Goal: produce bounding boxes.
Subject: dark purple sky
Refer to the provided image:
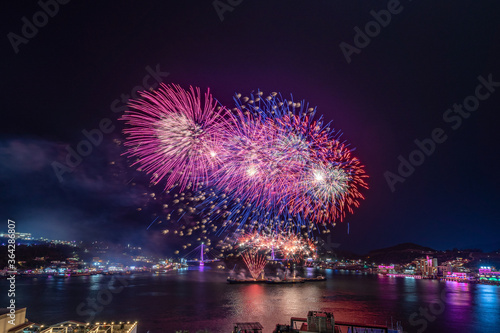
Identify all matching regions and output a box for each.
[1,0,500,254]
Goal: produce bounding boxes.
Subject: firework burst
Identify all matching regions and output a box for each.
[241,251,267,279]
[121,83,230,191]
[121,85,368,244]
[237,230,317,260]
[201,90,368,229]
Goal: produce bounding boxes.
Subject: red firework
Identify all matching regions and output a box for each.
[241,251,267,279]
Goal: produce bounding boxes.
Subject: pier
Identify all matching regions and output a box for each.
[234,311,403,333]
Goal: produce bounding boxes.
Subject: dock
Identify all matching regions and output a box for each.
[233,310,403,333]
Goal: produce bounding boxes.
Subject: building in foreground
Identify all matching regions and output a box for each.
[0,308,28,333]
[0,308,137,333]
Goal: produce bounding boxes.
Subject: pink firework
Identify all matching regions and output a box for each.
[210,114,296,209]
[207,92,368,225]
[121,84,231,191]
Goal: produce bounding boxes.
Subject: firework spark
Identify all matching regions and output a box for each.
[122,85,368,243]
[241,251,267,279]
[121,83,230,191]
[237,231,317,260]
[201,90,368,229]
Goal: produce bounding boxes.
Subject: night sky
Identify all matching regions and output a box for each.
[2,1,500,254]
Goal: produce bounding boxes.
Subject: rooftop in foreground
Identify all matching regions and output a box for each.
[0,308,138,333]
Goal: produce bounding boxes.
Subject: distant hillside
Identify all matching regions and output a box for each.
[365,243,436,265]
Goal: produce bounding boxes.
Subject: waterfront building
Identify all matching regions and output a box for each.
[377,265,396,274]
[443,272,472,282]
[478,266,500,283]
[415,256,437,277]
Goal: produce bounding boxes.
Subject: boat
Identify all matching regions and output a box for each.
[302,275,326,282]
[227,277,267,284]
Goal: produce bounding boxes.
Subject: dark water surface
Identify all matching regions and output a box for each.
[3,267,499,333]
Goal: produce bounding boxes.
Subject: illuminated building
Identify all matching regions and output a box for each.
[0,232,33,240]
[37,321,138,333]
[377,265,395,274]
[0,308,138,333]
[415,256,437,277]
[443,272,471,281]
[478,266,500,283]
[436,264,452,277]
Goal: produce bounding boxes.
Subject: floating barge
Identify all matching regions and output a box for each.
[227,277,267,284]
[266,277,304,284]
[228,275,326,284]
[233,310,403,333]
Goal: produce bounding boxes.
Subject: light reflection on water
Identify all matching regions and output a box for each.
[3,267,500,333]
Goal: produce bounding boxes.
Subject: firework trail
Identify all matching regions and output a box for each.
[241,251,267,279]
[121,83,231,191]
